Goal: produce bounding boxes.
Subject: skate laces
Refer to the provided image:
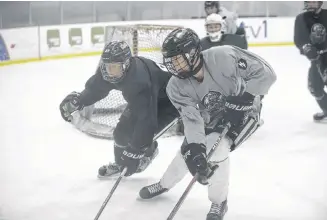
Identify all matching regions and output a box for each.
[147,183,163,194]
[108,163,119,169]
[209,200,227,215]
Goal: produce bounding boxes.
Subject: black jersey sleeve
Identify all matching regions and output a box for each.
[79,67,115,106]
[294,13,311,53]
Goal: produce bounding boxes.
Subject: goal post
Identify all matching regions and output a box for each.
[70,24,181,139]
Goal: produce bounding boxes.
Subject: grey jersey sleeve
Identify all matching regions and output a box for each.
[166,78,206,145]
[219,7,238,35]
[204,46,277,96]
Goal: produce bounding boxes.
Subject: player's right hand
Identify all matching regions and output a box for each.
[59,91,83,122]
[181,143,216,185]
[302,44,319,60]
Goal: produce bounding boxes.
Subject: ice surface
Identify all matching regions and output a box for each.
[1,47,327,220]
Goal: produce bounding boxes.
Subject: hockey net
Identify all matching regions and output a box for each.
[71,24,181,139]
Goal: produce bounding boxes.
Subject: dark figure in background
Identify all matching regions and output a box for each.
[294,1,327,121]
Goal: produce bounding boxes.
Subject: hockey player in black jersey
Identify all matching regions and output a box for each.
[59,41,179,177]
[200,13,248,51]
[294,1,327,121]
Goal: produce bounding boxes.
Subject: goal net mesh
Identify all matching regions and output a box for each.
[71,24,180,139]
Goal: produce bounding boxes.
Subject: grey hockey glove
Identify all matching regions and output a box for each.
[181,143,218,185]
[302,44,319,60]
[224,92,254,127]
[59,91,83,122]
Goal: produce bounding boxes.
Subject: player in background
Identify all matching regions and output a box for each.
[59,41,179,178]
[294,1,327,121]
[139,28,276,220]
[204,1,246,36]
[200,13,248,51]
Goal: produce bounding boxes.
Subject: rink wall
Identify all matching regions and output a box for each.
[0,17,296,66]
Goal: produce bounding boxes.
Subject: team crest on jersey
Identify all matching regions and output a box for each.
[202,91,226,114]
[237,58,247,70]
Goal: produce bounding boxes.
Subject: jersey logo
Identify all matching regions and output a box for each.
[202,91,226,114]
[237,58,247,70]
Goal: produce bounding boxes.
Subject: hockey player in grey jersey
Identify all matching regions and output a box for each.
[138,28,276,220]
[201,13,248,51]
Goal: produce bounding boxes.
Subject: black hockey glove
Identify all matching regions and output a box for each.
[181,143,217,185]
[114,143,145,176]
[302,44,319,60]
[114,141,158,177]
[59,91,83,122]
[224,92,254,127]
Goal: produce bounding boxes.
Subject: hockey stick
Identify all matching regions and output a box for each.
[93,117,180,220]
[166,123,231,220]
[94,167,128,220]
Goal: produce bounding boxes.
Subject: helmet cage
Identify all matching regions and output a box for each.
[100,41,131,83]
[100,59,130,83]
[163,45,202,79]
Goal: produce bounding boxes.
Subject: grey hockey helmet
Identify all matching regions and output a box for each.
[205,13,225,42]
[161,28,203,79]
[100,41,132,83]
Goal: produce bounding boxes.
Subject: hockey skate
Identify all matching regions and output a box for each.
[206,200,228,220]
[313,112,327,122]
[97,144,159,179]
[98,163,121,178]
[139,182,168,199]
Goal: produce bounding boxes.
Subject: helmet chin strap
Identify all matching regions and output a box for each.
[187,54,204,78]
[209,32,222,42]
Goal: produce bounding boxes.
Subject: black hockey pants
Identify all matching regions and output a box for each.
[113,98,179,147]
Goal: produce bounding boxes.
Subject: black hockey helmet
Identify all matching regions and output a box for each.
[161,28,203,79]
[204,1,220,15]
[100,40,132,83]
[310,23,326,45]
[304,1,323,13]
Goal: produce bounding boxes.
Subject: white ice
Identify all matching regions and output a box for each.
[1,47,327,220]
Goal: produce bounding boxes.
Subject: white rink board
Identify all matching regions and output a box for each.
[0,17,296,62]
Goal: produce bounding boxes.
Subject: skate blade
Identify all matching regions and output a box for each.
[314,118,327,123]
